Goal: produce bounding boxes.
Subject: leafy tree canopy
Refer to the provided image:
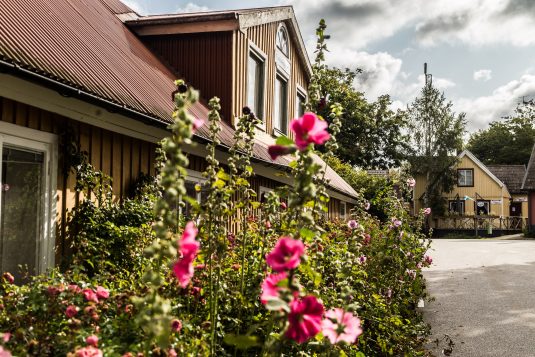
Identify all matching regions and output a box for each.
[316,67,410,169]
[467,102,535,166]
[407,81,466,215]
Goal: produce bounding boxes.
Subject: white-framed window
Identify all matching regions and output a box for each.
[276,25,289,57]
[457,169,474,187]
[296,87,307,118]
[247,45,266,125]
[340,202,347,219]
[475,200,490,216]
[182,169,207,220]
[273,74,288,135]
[0,121,57,280]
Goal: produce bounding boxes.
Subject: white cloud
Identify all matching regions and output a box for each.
[121,0,146,14]
[473,69,492,82]
[455,74,535,131]
[176,3,210,13]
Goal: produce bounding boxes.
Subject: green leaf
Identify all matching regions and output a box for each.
[217,169,230,181]
[213,179,226,189]
[223,334,260,350]
[275,135,294,146]
[251,201,261,209]
[245,165,253,174]
[265,297,289,312]
[299,228,315,240]
[288,160,298,168]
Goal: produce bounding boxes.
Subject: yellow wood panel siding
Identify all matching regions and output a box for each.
[414,155,512,216]
[0,97,157,264]
[233,21,309,133]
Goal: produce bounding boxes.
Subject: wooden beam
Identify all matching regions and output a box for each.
[132,19,238,36]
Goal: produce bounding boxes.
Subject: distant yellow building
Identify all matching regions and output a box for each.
[414,150,527,234]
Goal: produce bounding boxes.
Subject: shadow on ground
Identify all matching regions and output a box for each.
[423,261,535,356]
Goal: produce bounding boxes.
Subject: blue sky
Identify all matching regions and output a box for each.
[124,0,535,132]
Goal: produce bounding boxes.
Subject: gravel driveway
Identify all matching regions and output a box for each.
[422,238,535,357]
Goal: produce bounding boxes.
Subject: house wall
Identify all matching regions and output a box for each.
[0,96,348,264]
[529,192,535,231]
[233,21,309,134]
[0,97,157,264]
[142,32,234,123]
[414,155,511,217]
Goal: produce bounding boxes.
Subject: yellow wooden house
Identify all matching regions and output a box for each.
[414,150,527,234]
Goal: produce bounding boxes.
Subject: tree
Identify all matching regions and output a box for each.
[407,79,465,215]
[315,67,411,169]
[467,101,535,166]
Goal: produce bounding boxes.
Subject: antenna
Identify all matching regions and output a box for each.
[424,62,432,86]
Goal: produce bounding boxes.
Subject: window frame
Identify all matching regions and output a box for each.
[457,168,474,187]
[0,121,57,274]
[448,200,465,215]
[276,24,289,57]
[474,200,491,216]
[247,42,267,130]
[273,74,289,136]
[340,201,347,219]
[296,86,307,118]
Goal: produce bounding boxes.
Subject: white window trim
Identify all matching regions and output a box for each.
[340,201,347,219]
[0,121,58,274]
[247,41,268,131]
[296,85,307,118]
[185,169,206,203]
[273,72,289,137]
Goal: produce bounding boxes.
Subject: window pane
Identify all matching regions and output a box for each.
[247,56,258,115]
[274,76,288,134]
[296,93,306,118]
[1,146,44,280]
[247,54,264,120]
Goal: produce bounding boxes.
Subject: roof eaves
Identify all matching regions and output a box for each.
[522,143,535,190]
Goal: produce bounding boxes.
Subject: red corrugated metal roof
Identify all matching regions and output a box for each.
[0,0,358,199]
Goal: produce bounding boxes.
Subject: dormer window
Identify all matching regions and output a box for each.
[276,26,289,57]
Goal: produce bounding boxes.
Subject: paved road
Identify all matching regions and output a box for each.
[422,238,535,357]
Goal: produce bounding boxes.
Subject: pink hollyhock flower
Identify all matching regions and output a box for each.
[168,349,178,357]
[86,335,98,347]
[364,202,370,211]
[407,178,416,188]
[362,233,371,245]
[265,220,272,229]
[193,117,204,131]
[347,220,359,230]
[260,272,287,304]
[392,218,402,228]
[66,305,79,318]
[290,112,330,150]
[423,207,431,215]
[280,202,287,210]
[83,289,99,303]
[268,145,296,160]
[1,332,10,343]
[416,262,422,269]
[358,255,367,264]
[75,346,103,357]
[171,319,182,332]
[285,296,324,343]
[47,286,63,296]
[0,346,11,357]
[68,284,82,294]
[173,222,200,288]
[266,237,305,272]
[95,286,109,299]
[2,273,14,284]
[424,255,433,265]
[322,308,363,344]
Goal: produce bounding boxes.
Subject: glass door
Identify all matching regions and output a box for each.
[0,145,46,281]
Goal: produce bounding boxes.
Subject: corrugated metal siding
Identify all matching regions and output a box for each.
[142,32,234,123]
[0,97,156,264]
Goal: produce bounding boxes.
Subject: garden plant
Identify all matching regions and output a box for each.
[0,21,433,356]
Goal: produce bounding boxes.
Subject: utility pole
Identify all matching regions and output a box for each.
[423,63,433,209]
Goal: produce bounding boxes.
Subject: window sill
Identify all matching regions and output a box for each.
[272,128,288,138]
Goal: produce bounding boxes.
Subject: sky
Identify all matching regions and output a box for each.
[123,0,535,133]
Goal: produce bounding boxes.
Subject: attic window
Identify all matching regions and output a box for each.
[276,26,289,57]
[458,169,474,187]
